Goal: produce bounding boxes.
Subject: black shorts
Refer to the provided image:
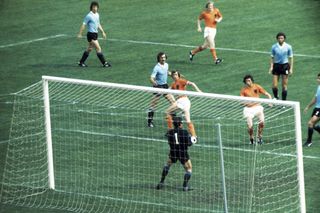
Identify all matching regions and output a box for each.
[311,108,320,117]
[87,32,98,42]
[272,63,290,75]
[169,151,189,165]
[153,84,169,96]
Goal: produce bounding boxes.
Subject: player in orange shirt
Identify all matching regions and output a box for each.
[166,71,202,143]
[189,1,223,64]
[240,75,272,144]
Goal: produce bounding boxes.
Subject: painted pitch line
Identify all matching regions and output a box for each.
[54,189,215,213]
[55,128,320,160]
[107,38,320,59]
[1,34,319,58]
[0,34,67,49]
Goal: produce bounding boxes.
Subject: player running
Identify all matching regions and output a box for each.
[269,32,293,100]
[156,116,194,191]
[240,75,272,145]
[77,1,111,67]
[303,73,320,147]
[189,1,223,64]
[166,71,202,143]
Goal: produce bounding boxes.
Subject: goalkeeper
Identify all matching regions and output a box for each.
[156,116,193,192]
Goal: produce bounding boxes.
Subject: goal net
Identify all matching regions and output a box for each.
[0,76,305,213]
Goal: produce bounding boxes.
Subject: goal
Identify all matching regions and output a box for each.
[0,76,305,213]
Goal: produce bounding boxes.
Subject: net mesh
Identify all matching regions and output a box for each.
[0,78,302,212]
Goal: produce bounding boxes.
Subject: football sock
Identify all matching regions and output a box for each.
[210,48,217,60]
[248,127,254,139]
[307,127,313,142]
[282,90,287,100]
[97,52,106,65]
[183,171,192,187]
[80,51,90,63]
[187,122,196,137]
[147,110,154,124]
[314,125,320,133]
[160,165,170,183]
[258,122,264,138]
[272,88,279,99]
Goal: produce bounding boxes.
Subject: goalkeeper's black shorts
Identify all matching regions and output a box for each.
[169,151,189,165]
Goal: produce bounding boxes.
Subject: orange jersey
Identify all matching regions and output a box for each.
[171,78,188,91]
[171,78,189,98]
[240,83,267,98]
[199,8,222,28]
[240,83,267,107]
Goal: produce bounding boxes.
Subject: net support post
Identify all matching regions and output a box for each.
[42,78,55,190]
[293,102,306,213]
[216,123,228,213]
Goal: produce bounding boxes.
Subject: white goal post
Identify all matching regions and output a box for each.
[1,75,306,213]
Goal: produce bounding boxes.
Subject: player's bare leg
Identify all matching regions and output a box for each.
[247,117,254,144]
[166,103,178,129]
[189,42,208,61]
[257,122,264,144]
[183,109,197,143]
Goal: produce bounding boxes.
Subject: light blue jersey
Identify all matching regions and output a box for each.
[315,85,320,108]
[271,42,293,64]
[83,11,100,33]
[150,63,169,85]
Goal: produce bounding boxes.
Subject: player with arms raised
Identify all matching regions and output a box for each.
[166,71,202,143]
[189,1,223,64]
[240,75,272,144]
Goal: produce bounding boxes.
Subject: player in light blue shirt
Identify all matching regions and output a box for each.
[304,73,320,147]
[269,32,293,100]
[147,52,175,127]
[77,1,111,68]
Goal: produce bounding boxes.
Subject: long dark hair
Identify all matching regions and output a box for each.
[90,1,99,11]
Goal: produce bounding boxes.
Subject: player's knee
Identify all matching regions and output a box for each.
[199,45,206,51]
[259,122,264,129]
[185,171,192,179]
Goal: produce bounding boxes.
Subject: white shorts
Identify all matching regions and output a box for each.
[176,97,190,111]
[204,27,217,39]
[203,27,217,48]
[243,105,264,122]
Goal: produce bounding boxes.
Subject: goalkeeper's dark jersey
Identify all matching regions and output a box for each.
[167,128,191,164]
